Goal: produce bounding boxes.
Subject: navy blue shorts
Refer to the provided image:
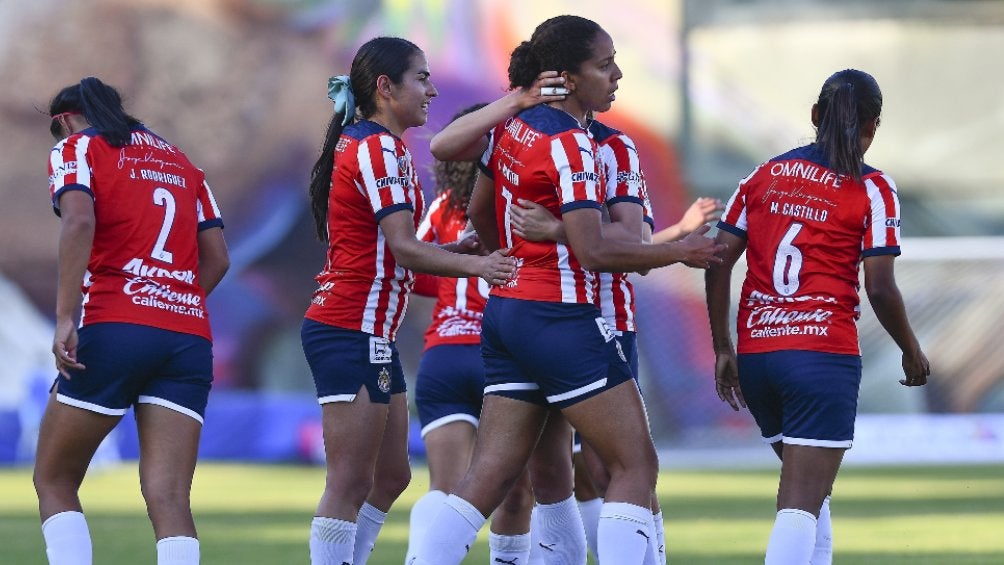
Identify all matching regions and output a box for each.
[415,344,484,438]
[53,322,213,423]
[481,297,634,408]
[614,330,639,379]
[301,319,406,405]
[738,350,862,448]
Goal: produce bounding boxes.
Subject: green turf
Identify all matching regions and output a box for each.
[3,463,1003,564]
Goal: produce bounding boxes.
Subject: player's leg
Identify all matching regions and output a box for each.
[562,379,658,565]
[355,391,411,564]
[135,403,202,564]
[527,409,586,565]
[410,394,548,565]
[34,392,121,565]
[572,444,602,560]
[766,444,844,565]
[490,469,534,564]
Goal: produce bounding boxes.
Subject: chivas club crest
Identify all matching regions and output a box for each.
[377,367,391,393]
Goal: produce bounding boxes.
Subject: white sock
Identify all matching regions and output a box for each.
[489,532,531,564]
[653,510,667,564]
[765,509,817,565]
[405,490,447,564]
[811,497,833,565]
[598,501,654,565]
[641,510,665,565]
[42,511,92,565]
[411,494,486,565]
[532,496,587,564]
[577,497,603,560]
[527,505,544,565]
[156,536,200,564]
[353,502,386,564]
[309,516,356,565]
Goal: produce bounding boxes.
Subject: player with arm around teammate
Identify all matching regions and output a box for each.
[301,37,515,565]
[34,77,230,565]
[412,16,725,565]
[705,68,930,565]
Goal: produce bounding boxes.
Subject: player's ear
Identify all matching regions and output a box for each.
[810,103,820,128]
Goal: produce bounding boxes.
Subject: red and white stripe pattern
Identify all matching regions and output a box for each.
[306,121,424,341]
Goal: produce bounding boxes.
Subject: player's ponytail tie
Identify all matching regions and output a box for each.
[327,75,356,126]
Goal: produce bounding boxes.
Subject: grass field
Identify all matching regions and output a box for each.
[2,462,1002,564]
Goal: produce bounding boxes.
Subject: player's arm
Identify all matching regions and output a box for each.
[53,190,95,377]
[430,72,567,162]
[197,227,229,295]
[508,199,644,245]
[652,197,725,244]
[863,254,930,387]
[704,229,747,411]
[380,209,513,285]
[467,173,501,252]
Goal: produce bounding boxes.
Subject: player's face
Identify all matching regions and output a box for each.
[389,52,439,130]
[570,31,622,114]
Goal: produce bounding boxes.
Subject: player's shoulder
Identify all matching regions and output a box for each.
[515,104,584,137]
[587,119,625,145]
[344,120,399,145]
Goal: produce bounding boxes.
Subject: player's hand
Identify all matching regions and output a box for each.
[52,320,85,379]
[899,349,930,387]
[479,248,517,286]
[454,229,489,256]
[510,199,561,242]
[714,351,745,411]
[675,225,727,269]
[516,71,567,109]
[678,197,725,234]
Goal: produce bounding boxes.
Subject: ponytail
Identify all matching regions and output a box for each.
[308,114,348,242]
[48,77,139,147]
[814,69,883,181]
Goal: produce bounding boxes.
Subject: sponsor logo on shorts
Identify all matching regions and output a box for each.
[377,367,391,393]
[369,336,392,364]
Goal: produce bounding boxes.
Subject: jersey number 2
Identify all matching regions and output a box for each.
[151,187,176,264]
[772,223,803,296]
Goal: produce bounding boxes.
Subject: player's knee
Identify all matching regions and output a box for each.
[375,464,411,500]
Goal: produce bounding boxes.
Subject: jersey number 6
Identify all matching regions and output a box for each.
[772,223,803,296]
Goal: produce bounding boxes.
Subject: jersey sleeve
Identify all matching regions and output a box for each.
[600,133,645,208]
[550,130,603,214]
[417,193,446,243]
[478,126,499,178]
[48,135,95,216]
[196,175,224,231]
[357,134,416,222]
[717,165,761,238]
[862,172,902,257]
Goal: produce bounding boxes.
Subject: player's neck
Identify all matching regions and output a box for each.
[548,101,589,129]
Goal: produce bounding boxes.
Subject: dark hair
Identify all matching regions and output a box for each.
[434,103,489,216]
[507,15,603,89]
[814,69,883,181]
[309,36,423,242]
[48,77,140,147]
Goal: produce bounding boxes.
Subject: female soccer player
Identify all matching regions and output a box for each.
[35,77,230,565]
[705,68,930,564]
[301,37,515,565]
[411,16,724,565]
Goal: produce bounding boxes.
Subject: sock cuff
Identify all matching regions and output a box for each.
[311,516,357,543]
[777,508,818,527]
[41,511,87,533]
[445,494,487,530]
[488,532,531,552]
[537,495,576,510]
[358,502,387,524]
[600,501,651,525]
[156,536,200,560]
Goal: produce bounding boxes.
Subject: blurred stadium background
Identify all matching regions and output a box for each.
[1,0,1002,468]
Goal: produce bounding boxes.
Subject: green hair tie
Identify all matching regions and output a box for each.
[327,75,356,126]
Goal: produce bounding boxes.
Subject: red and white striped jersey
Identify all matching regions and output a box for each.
[590,120,656,333]
[415,192,488,350]
[718,144,902,355]
[481,104,604,304]
[305,120,425,341]
[47,126,224,340]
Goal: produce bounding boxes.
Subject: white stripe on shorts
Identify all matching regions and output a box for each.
[56,394,127,417]
[783,436,853,449]
[420,414,479,438]
[137,395,204,424]
[546,378,608,404]
[318,394,357,405]
[483,382,540,395]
